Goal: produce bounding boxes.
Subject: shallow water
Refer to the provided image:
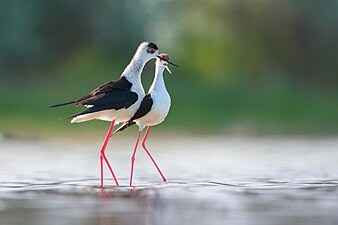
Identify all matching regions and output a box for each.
[1,136,338,225]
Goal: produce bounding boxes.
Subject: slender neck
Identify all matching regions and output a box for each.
[121,52,148,81]
[149,65,166,91]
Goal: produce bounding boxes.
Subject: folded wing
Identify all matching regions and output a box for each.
[50,76,138,118]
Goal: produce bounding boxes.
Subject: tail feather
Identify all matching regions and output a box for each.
[48,100,75,108]
[114,121,136,134]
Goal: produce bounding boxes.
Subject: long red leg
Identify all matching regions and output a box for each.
[100,120,119,187]
[141,126,167,183]
[129,131,141,187]
[100,155,103,187]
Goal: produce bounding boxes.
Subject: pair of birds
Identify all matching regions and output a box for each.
[50,42,178,187]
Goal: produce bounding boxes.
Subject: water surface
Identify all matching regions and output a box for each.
[1,136,338,225]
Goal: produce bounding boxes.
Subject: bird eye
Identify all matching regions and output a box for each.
[147,49,155,54]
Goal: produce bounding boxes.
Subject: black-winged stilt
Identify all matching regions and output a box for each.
[114,53,178,186]
[49,42,159,187]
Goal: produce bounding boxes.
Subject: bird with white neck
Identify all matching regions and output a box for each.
[49,42,160,187]
[115,53,179,186]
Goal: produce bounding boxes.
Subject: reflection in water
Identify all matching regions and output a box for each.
[0,178,338,225]
[98,186,156,225]
[94,185,172,225]
[0,137,338,225]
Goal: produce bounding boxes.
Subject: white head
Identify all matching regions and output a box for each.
[156,53,173,74]
[134,42,159,62]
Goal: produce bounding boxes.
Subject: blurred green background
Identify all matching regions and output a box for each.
[1,0,338,137]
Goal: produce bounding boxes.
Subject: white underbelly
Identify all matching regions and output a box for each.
[135,96,171,129]
[135,110,168,127]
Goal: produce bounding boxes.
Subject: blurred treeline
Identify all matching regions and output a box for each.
[0,0,338,136]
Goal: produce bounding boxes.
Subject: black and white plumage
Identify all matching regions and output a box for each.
[115,53,173,133]
[49,42,159,124]
[49,42,160,187]
[114,53,177,186]
[114,94,152,133]
[51,77,138,122]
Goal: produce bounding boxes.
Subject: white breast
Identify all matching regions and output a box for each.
[135,89,171,129]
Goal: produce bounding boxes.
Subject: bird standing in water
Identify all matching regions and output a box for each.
[49,42,159,187]
[115,53,178,186]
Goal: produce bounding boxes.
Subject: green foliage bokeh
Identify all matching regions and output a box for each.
[1,0,338,136]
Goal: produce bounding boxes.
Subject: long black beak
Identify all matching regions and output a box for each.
[157,55,180,68]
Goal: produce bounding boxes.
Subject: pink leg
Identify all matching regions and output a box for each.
[100,155,103,186]
[129,131,141,186]
[100,120,119,187]
[142,126,167,183]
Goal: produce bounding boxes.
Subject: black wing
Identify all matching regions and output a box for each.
[130,94,153,120]
[49,76,138,117]
[50,76,135,107]
[114,94,153,133]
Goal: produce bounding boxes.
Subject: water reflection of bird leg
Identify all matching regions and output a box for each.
[98,188,151,225]
[98,189,113,225]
